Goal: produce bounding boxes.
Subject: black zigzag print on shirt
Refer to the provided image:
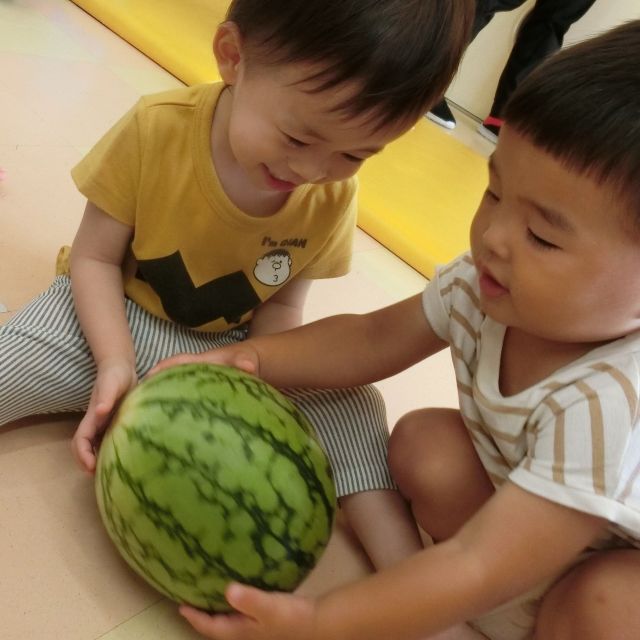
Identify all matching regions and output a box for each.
[136,251,260,327]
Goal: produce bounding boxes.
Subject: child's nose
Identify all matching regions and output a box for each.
[482,219,510,259]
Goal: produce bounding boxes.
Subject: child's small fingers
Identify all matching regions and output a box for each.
[225,583,273,620]
[71,436,97,473]
[95,401,112,416]
[95,378,124,413]
[80,450,97,474]
[180,606,249,639]
[234,357,258,375]
[148,352,250,379]
[179,606,215,631]
[147,354,198,377]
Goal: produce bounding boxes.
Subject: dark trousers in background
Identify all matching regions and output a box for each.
[474,0,598,116]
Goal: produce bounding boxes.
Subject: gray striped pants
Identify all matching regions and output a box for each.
[0,277,394,496]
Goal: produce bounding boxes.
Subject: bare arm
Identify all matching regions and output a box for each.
[70,201,134,365]
[181,482,606,640]
[248,277,312,337]
[69,201,135,470]
[314,482,606,639]
[245,293,446,388]
[154,293,448,390]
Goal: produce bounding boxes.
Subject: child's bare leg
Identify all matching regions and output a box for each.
[389,408,495,540]
[340,489,424,569]
[535,549,640,639]
[341,489,486,640]
[388,408,495,639]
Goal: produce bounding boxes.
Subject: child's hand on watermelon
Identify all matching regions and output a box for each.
[179,583,318,640]
[149,344,260,379]
[72,358,138,473]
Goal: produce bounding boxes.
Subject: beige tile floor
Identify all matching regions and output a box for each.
[0,2,493,639]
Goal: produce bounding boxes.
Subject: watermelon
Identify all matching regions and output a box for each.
[95,363,336,611]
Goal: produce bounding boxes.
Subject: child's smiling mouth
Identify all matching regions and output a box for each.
[478,269,510,298]
[262,164,299,192]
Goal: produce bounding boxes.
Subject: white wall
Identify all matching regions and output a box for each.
[447,0,640,119]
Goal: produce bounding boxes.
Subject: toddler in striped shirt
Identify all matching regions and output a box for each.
[155,20,640,640]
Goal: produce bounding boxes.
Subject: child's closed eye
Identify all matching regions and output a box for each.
[342,153,364,163]
[285,134,308,148]
[527,228,559,250]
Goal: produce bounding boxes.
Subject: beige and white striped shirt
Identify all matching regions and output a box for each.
[423,253,640,544]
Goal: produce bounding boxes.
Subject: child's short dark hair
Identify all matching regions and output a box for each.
[504,20,640,224]
[226,0,474,127]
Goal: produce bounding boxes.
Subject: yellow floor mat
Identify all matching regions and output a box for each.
[357,127,486,277]
[69,0,487,277]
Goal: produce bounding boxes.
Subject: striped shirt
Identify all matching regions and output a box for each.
[422,253,640,544]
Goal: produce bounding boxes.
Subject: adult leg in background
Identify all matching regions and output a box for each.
[426,0,526,130]
[489,0,598,118]
[473,0,529,37]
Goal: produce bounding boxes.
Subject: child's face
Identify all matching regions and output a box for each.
[221,59,413,193]
[470,125,640,344]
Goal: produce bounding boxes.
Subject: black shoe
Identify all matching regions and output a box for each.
[426,100,456,130]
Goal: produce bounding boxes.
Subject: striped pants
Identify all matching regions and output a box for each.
[0,277,395,497]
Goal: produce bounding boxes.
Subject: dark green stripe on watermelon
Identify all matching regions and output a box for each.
[95,364,336,611]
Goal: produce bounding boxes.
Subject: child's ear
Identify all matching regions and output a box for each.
[213,22,244,85]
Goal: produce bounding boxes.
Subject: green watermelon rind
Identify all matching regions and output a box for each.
[95,363,336,611]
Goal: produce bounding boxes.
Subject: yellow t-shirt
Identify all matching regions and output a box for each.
[71,83,357,332]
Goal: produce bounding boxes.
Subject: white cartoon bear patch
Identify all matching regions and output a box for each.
[253,249,292,286]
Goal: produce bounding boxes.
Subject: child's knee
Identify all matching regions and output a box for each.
[388,410,427,486]
[388,409,461,498]
[535,550,640,640]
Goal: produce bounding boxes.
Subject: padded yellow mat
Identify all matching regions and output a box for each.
[69,0,487,277]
